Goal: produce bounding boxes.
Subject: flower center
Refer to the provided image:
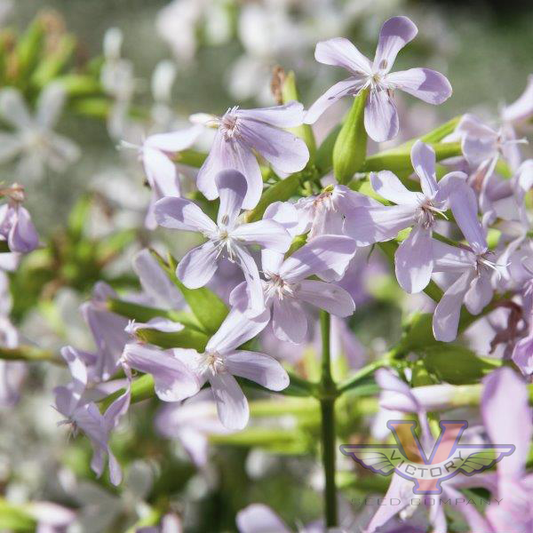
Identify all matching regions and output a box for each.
[415,198,446,229]
[264,273,295,300]
[214,228,239,261]
[219,106,240,140]
[198,351,225,376]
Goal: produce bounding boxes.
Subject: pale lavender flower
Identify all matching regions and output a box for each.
[432,191,504,341]
[456,114,526,176]
[445,369,533,533]
[295,184,376,240]
[54,348,130,485]
[196,102,309,208]
[304,16,452,142]
[126,303,288,430]
[122,126,203,229]
[231,235,356,344]
[132,249,183,309]
[28,501,76,533]
[363,369,447,533]
[0,84,80,181]
[121,344,201,403]
[155,169,292,312]
[502,74,533,126]
[0,183,39,253]
[345,140,465,293]
[79,282,131,380]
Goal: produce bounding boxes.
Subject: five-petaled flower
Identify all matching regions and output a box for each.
[304,16,452,142]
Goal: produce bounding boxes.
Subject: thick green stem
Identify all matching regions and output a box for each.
[319,311,338,527]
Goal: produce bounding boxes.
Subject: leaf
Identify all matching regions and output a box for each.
[31,34,77,87]
[153,251,229,334]
[67,195,92,241]
[0,499,37,532]
[362,142,462,173]
[107,298,204,332]
[100,374,155,411]
[0,345,62,365]
[422,345,501,385]
[281,70,316,159]
[333,88,368,184]
[315,124,341,176]
[136,326,209,351]
[245,173,301,223]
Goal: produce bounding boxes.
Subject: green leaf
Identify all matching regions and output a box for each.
[281,70,316,159]
[245,173,301,223]
[422,345,501,385]
[136,326,209,351]
[31,34,77,87]
[0,499,37,532]
[315,124,340,176]
[362,142,462,173]
[0,345,62,365]
[67,194,92,240]
[15,18,45,82]
[100,374,154,411]
[333,88,368,184]
[154,251,228,334]
[175,149,208,168]
[57,74,102,97]
[107,298,204,332]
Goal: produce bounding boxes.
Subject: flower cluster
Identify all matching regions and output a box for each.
[2,11,528,533]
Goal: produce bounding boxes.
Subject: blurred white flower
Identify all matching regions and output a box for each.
[0,83,80,182]
[101,28,137,140]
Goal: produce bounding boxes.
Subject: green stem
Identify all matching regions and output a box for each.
[337,358,390,394]
[319,311,338,527]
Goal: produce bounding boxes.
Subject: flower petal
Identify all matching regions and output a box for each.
[297,279,355,316]
[145,125,202,152]
[272,297,308,344]
[394,226,433,293]
[225,350,289,391]
[373,16,418,73]
[143,147,178,190]
[207,305,270,354]
[432,271,473,342]
[344,204,415,246]
[0,88,32,129]
[432,240,475,272]
[364,89,399,142]
[177,241,220,289]
[154,197,217,234]
[502,74,533,124]
[233,246,265,313]
[387,68,452,105]
[464,272,493,315]
[236,101,305,128]
[232,220,291,253]
[209,372,249,430]
[197,132,263,209]
[371,170,420,205]
[304,78,364,124]
[133,249,183,309]
[448,182,487,254]
[8,206,39,253]
[238,119,309,175]
[314,37,372,75]
[482,367,532,479]
[216,169,247,228]
[279,235,356,282]
[36,82,66,129]
[410,140,438,198]
[236,504,291,533]
[122,344,200,402]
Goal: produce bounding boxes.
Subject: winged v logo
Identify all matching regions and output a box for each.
[340,420,515,494]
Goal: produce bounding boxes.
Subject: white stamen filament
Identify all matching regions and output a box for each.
[219,106,241,140]
[198,351,225,376]
[264,272,296,300]
[415,198,447,229]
